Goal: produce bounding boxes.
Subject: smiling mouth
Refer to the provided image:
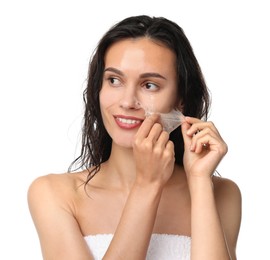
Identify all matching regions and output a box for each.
[116,117,142,125]
[114,116,143,129]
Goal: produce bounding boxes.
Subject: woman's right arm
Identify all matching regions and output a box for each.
[103,115,175,260]
[27,175,94,260]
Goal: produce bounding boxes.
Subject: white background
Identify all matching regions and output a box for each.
[1,0,269,259]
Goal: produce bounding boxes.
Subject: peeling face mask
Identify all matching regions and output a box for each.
[145,107,185,134]
[136,95,185,134]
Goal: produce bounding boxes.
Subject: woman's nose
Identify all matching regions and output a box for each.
[119,89,141,109]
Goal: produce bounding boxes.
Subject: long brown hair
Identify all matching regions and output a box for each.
[69,15,210,184]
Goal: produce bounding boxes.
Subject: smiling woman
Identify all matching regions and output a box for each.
[27,15,241,260]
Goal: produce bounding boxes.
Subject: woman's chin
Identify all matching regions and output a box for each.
[113,139,134,149]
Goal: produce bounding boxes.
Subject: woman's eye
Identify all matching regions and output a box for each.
[108,77,121,86]
[145,82,159,91]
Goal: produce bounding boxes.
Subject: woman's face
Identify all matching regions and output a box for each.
[99,37,178,148]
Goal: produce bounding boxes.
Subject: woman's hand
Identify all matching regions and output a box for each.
[181,116,228,178]
[132,114,175,187]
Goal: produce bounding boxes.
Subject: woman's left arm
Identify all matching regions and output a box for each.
[181,116,242,260]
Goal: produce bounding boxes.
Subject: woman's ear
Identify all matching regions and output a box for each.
[175,99,184,112]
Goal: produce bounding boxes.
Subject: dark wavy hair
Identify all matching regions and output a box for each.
[69,15,210,184]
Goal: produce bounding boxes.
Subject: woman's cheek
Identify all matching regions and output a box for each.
[100,88,119,109]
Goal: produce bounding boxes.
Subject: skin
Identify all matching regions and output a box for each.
[28,38,242,260]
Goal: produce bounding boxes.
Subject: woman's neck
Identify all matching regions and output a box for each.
[99,143,137,193]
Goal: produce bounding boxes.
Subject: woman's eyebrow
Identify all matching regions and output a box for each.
[140,72,167,80]
[104,67,124,76]
[104,67,166,80]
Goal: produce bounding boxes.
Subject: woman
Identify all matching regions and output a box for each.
[28,15,241,259]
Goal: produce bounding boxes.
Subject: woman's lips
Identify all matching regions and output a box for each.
[114,115,143,129]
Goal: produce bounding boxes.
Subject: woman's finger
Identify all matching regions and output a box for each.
[135,114,160,142]
[181,120,192,149]
[147,123,163,144]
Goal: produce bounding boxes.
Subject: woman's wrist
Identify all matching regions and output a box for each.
[132,180,164,197]
[187,175,214,196]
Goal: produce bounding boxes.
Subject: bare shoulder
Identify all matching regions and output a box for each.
[27,171,87,212]
[212,175,242,202]
[29,171,85,189]
[212,175,242,214]
[28,171,84,194]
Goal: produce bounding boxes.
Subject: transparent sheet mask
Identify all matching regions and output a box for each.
[135,94,185,134]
